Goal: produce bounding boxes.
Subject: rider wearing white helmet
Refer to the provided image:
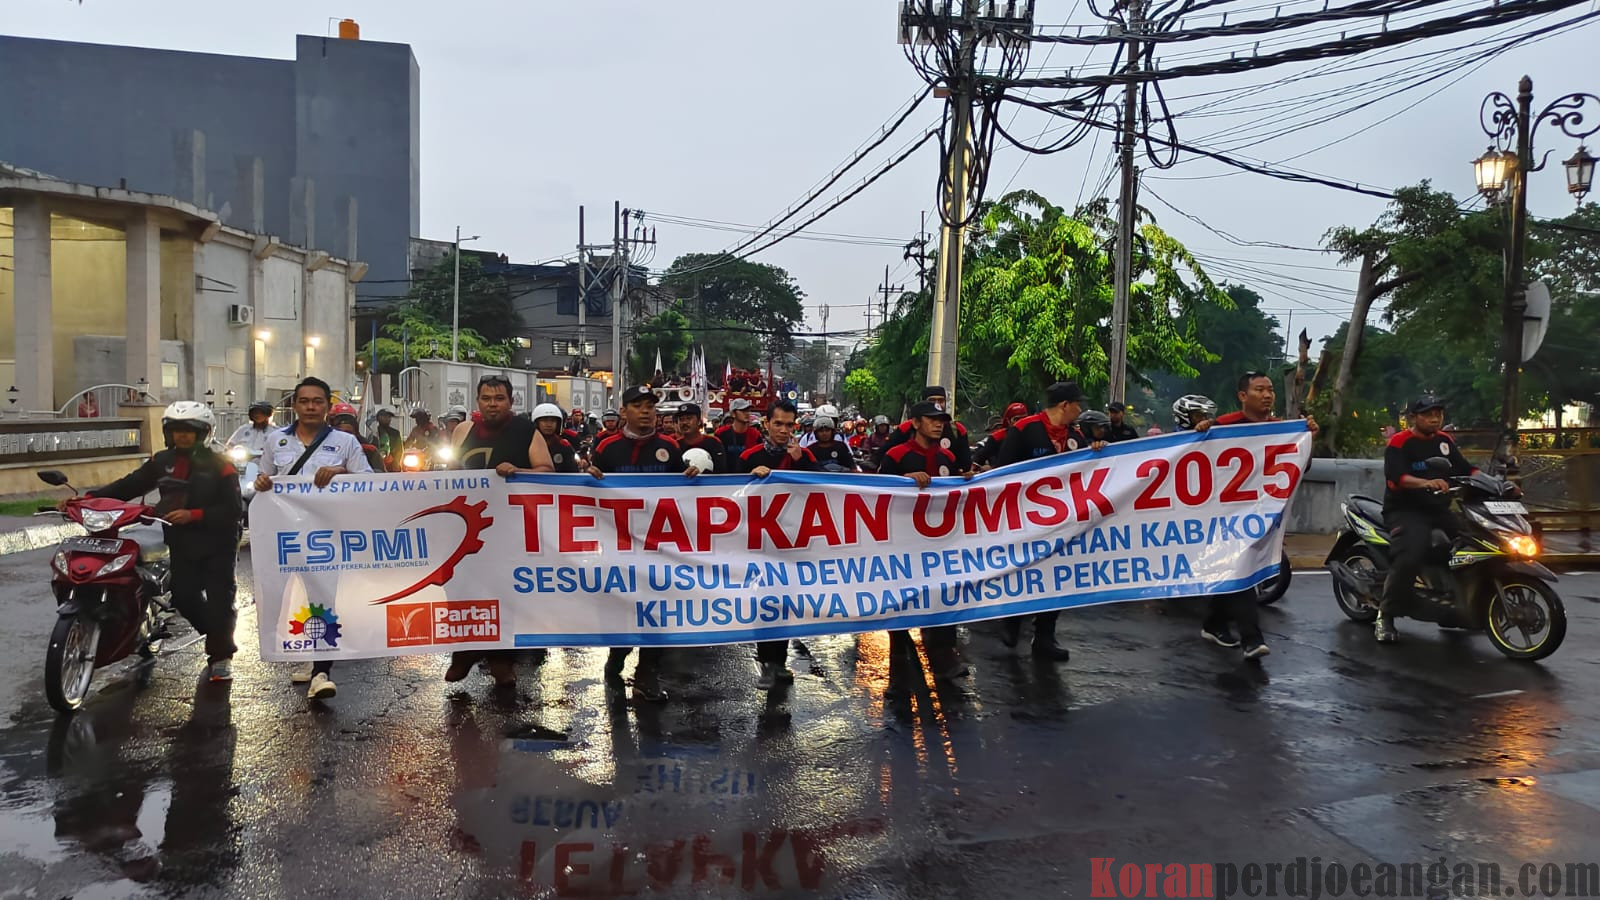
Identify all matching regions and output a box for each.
[531,403,579,473]
[82,400,243,682]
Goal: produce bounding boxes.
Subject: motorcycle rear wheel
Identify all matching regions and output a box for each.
[1486,577,1566,661]
[1332,545,1381,623]
[45,613,101,713]
[1256,550,1293,606]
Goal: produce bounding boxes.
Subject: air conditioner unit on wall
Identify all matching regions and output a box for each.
[228,304,255,326]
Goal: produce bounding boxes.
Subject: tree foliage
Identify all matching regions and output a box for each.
[357,252,522,375]
[843,368,882,412]
[359,314,511,374]
[660,254,806,358]
[628,307,693,384]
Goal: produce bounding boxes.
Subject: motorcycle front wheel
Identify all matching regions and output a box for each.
[1256,550,1293,606]
[1486,577,1566,661]
[1332,545,1382,623]
[45,613,101,713]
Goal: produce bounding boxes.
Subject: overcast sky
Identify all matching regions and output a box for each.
[8,0,1595,359]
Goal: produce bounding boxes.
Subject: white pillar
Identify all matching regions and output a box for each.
[13,199,53,412]
[125,210,162,394]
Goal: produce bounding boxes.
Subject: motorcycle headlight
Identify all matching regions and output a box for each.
[53,551,69,575]
[402,452,422,469]
[227,446,249,462]
[79,509,118,532]
[1505,534,1540,558]
[436,446,454,462]
[95,553,136,578]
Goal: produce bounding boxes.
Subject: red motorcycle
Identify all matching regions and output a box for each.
[35,470,173,713]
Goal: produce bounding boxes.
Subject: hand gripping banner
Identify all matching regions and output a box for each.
[252,421,1313,661]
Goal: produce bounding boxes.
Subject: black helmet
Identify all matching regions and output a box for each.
[248,400,274,416]
[1077,409,1111,431]
[1409,394,1446,415]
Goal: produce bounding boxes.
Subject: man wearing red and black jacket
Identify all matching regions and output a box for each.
[879,401,967,680]
[1192,372,1317,659]
[715,398,763,457]
[881,385,973,472]
[737,399,817,689]
[1375,394,1476,643]
[993,380,1103,661]
[973,401,1030,469]
[589,385,704,699]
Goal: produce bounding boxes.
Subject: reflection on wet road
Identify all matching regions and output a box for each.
[2,554,1600,897]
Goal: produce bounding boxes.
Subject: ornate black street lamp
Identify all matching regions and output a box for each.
[1471,77,1599,472]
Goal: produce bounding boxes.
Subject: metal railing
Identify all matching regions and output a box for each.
[57,384,152,419]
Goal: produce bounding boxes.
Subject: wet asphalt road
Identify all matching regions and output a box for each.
[1,545,1599,899]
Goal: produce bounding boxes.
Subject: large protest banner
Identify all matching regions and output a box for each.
[252,421,1312,661]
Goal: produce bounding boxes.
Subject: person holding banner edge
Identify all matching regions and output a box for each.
[590,385,704,700]
[993,380,1106,662]
[737,398,818,690]
[1190,371,1318,660]
[254,376,374,700]
[443,374,556,689]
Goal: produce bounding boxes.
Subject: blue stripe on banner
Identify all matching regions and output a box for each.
[503,420,1309,489]
[511,561,1281,648]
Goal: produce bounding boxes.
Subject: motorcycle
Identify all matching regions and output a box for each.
[401,443,453,472]
[225,445,261,526]
[33,470,174,712]
[1324,458,1565,661]
[1254,550,1293,606]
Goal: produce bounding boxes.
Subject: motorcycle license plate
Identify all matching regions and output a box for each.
[62,537,124,554]
[1483,501,1527,515]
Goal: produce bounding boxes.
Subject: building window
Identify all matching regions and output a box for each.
[161,363,180,390]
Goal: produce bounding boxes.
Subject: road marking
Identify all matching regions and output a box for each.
[0,522,85,556]
[1473,689,1525,699]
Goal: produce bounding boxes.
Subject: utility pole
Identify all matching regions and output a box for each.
[878,264,905,327]
[611,202,624,400]
[900,2,1034,406]
[903,211,934,295]
[1108,0,1145,406]
[818,304,829,401]
[576,206,589,375]
[449,225,481,361]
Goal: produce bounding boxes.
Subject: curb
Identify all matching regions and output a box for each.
[0,521,85,556]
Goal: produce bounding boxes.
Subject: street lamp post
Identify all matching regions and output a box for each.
[1471,76,1599,472]
[451,225,482,362]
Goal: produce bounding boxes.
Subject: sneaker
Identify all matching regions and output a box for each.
[290,663,315,684]
[443,657,474,683]
[1374,617,1398,643]
[307,672,337,700]
[1202,624,1241,648]
[1242,641,1271,660]
[208,658,233,682]
[757,662,779,690]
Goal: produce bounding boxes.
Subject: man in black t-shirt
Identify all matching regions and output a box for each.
[715,399,763,457]
[737,399,816,690]
[1377,394,1478,643]
[879,401,967,681]
[445,374,555,689]
[808,416,858,472]
[674,402,729,473]
[1105,402,1141,443]
[591,386,703,699]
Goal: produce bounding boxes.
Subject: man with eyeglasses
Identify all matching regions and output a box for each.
[444,373,555,689]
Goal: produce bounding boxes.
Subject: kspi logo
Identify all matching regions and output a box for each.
[385,599,501,647]
[284,603,342,651]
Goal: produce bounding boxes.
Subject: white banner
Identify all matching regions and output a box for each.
[252,421,1313,661]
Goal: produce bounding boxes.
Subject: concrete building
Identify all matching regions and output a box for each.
[0,27,418,303]
[0,163,361,491]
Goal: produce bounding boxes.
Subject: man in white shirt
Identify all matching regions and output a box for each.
[225,401,277,457]
[253,376,373,701]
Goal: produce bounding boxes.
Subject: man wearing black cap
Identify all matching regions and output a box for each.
[881,386,973,472]
[675,402,728,473]
[1105,402,1141,443]
[879,401,967,679]
[993,380,1102,661]
[590,385,704,697]
[737,398,818,689]
[716,398,763,456]
[1377,394,1478,643]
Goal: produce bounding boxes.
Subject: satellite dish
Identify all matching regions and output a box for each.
[1522,280,1551,362]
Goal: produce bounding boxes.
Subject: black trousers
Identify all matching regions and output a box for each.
[169,545,237,662]
[1382,508,1455,617]
[756,640,788,665]
[1202,591,1262,645]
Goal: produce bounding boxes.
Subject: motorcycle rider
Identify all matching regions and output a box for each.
[1376,395,1479,643]
[330,403,386,472]
[255,377,374,700]
[79,402,242,682]
[225,401,276,457]
[808,416,858,472]
[406,409,441,446]
[860,415,894,473]
[531,403,580,473]
[372,407,403,471]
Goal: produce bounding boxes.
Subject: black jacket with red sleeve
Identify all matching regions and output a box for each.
[881,440,958,478]
[882,418,972,471]
[737,443,818,474]
[994,413,1088,467]
[591,431,684,474]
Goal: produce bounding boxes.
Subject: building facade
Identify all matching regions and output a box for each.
[0,29,418,303]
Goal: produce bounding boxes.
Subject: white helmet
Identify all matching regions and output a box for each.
[531,403,564,422]
[816,404,840,418]
[1172,395,1217,431]
[814,416,836,432]
[683,446,715,473]
[161,401,217,443]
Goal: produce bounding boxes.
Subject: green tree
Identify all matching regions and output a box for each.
[402,252,523,344]
[785,341,833,396]
[1150,284,1283,412]
[1527,203,1600,425]
[661,254,806,358]
[843,368,882,412]
[864,287,932,416]
[358,314,511,374]
[628,307,692,383]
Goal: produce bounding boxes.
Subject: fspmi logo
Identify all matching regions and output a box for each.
[386,599,501,647]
